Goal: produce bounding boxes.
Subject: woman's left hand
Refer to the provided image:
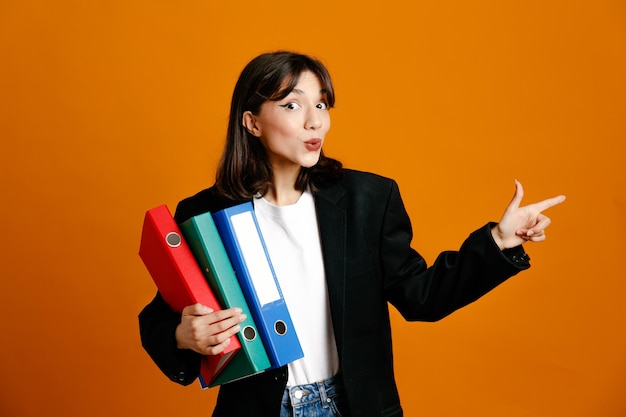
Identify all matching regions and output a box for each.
[491,180,566,250]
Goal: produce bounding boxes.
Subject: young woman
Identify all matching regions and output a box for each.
[139,51,565,417]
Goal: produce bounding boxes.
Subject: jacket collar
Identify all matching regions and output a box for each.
[313,183,347,355]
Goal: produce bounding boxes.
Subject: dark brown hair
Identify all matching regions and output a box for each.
[215,51,343,200]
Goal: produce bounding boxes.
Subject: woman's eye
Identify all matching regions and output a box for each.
[280,102,301,110]
[317,102,328,110]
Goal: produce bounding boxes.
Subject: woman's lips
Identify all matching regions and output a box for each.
[304,138,322,151]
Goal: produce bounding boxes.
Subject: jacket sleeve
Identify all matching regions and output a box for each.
[381,180,530,321]
[138,291,202,385]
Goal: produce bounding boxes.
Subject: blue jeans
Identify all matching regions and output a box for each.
[280,374,348,417]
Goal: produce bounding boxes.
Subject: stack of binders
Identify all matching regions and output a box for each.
[139,202,303,388]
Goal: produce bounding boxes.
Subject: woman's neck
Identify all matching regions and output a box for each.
[264,187,303,206]
[265,167,302,206]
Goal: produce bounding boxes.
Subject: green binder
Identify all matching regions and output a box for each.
[181,212,271,387]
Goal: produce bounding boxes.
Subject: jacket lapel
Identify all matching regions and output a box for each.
[314,184,347,356]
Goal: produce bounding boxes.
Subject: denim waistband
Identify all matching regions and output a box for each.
[283,374,345,407]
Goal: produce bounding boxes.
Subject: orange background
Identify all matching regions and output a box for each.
[1,1,625,416]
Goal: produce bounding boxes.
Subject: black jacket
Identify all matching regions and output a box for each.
[139,169,529,416]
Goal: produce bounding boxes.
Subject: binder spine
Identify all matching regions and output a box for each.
[213,203,303,368]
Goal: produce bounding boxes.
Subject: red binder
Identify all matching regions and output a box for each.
[139,205,241,387]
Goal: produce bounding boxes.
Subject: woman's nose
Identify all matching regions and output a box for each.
[305,108,322,130]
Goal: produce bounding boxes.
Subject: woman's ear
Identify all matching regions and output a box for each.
[242,111,261,137]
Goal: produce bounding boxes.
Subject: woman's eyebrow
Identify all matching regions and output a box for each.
[289,88,327,96]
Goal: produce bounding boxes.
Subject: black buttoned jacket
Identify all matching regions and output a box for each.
[139,169,528,416]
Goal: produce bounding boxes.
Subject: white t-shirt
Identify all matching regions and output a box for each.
[253,189,340,386]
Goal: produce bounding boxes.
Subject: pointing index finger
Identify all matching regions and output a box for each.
[532,194,566,213]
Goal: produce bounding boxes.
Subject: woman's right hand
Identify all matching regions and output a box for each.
[175,303,246,356]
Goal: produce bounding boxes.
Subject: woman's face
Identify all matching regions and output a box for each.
[243,71,331,173]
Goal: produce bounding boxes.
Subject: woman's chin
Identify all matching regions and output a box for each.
[300,153,322,168]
